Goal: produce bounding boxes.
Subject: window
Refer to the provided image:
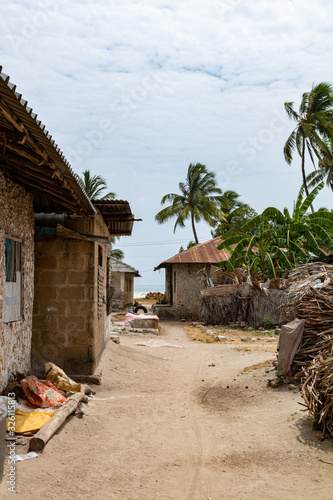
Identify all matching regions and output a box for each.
[4,237,22,323]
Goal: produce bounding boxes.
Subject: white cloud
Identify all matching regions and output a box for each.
[1,0,333,287]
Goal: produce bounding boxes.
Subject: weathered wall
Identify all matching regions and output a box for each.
[111,272,134,310]
[32,232,111,375]
[0,171,34,392]
[153,264,206,320]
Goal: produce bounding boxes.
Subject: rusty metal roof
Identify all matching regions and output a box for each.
[0,67,95,214]
[155,237,231,269]
[93,200,141,236]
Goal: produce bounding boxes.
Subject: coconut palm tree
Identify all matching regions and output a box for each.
[211,190,257,237]
[155,163,223,244]
[78,170,124,258]
[307,136,333,192]
[284,82,333,209]
[110,236,125,260]
[77,170,115,200]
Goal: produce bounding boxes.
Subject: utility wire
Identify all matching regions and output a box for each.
[120,236,212,247]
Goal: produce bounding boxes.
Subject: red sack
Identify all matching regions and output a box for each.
[21,376,67,408]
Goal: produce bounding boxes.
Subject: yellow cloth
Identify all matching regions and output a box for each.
[6,409,55,434]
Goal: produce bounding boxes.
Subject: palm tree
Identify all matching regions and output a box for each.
[78,170,124,258]
[155,163,223,244]
[110,236,125,261]
[307,136,333,192]
[77,170,115,200]
[211,190,257,237]
[284,82,333,209]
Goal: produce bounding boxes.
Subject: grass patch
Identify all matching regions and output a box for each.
[242,359,275,372]
[112,313,126,322]
[184,326,216,343]
[234,345,277,352]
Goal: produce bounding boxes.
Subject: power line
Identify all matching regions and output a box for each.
[120,236,212,247]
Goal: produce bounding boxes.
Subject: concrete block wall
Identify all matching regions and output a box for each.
[32,237,96,375]
[0,171,34,392]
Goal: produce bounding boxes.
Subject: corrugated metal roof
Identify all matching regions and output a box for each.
[110,257,141,276]
[93,200,139,236]
[155,237,231,269]
[0,67,95,214]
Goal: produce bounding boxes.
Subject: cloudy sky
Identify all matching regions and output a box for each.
[1,0,333,290]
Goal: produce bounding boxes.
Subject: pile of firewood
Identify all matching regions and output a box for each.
[280,262,333,437]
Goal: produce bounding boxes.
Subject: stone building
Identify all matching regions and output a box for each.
[153,237,231,320]
[0,68,136,390]
[110,257,141,310]
[0,68,95,391]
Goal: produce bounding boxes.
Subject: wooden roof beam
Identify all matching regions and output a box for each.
[5,170,80,212]
[0,137,45,165]
[0,127,26,144]
[0,97,85,210]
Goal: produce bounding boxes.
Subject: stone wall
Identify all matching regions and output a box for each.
[153,263,205,320]
[0,171,34,392]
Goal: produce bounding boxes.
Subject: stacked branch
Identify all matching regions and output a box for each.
[300,340,333,439]
[280,263,333,437]
[280,263,333,376]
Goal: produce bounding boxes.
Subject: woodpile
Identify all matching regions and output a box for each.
[145,292,165,301]
[280,262,333,438]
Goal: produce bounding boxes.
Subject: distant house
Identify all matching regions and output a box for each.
[110,258,141,310]
[0,68,137,390]
[153,237,231,320]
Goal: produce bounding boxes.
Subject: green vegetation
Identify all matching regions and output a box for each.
[78,170,116,200]
[78,169,124,260]
[218,182,333,278]
[211,190,257,237]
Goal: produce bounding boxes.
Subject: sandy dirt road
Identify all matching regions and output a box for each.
[1,321,333,499]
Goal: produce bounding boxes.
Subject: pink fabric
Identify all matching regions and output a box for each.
[123,313,159,325]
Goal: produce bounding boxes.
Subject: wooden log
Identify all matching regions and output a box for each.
[29,392,88,452]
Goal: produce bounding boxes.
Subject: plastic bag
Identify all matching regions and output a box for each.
[20,376,67,408]
[0,396,17,417]
[45,362,81,393]
[6,409,55,435]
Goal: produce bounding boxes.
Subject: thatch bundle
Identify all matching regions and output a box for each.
[279,262,333,438]
[300,341,333,439]
[279,263,333,375]
[201,282,288,328]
